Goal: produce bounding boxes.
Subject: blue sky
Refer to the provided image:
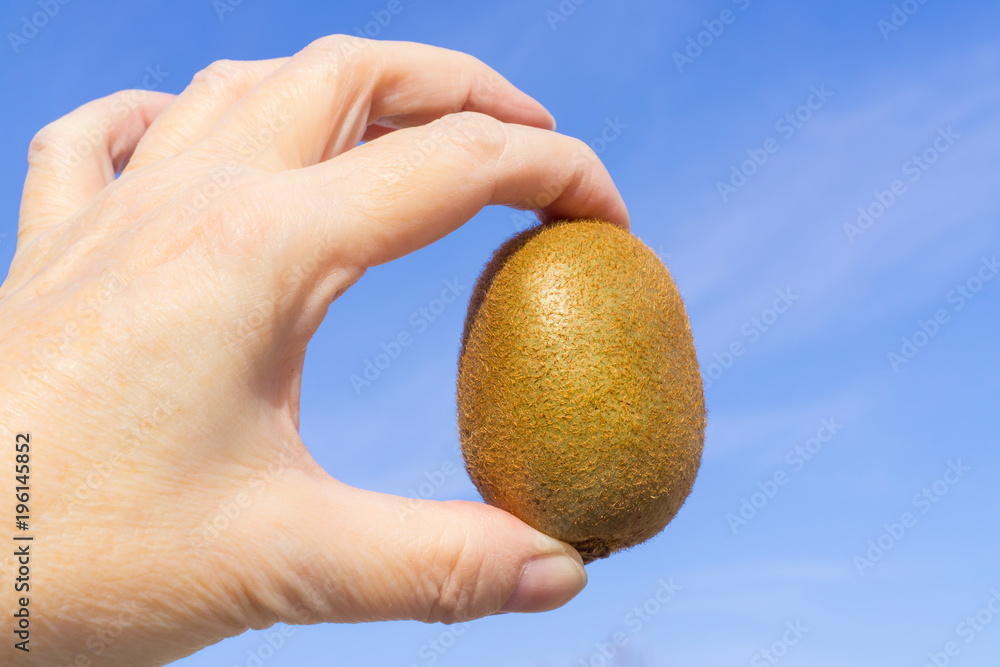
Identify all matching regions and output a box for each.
[2,0,999,665]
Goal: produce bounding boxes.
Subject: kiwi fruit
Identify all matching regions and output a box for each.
[457,219,705,563]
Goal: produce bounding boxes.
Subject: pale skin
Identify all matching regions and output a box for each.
[0,36,629,666]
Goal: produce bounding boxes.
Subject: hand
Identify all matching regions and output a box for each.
[0,35,628,666]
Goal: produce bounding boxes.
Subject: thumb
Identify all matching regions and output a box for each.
[256,470,588,625]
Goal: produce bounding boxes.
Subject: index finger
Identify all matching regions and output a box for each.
[265,112,629,270]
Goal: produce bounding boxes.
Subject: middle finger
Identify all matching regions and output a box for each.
[197,35,556,170]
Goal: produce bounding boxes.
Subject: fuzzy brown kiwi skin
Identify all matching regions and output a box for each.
[457,219,706,564]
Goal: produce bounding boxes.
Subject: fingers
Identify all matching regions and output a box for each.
[202,36,556,170]
[124,58,288,173]
[267,112,629,270]
[257,473,587,624]
[18,90,175,245]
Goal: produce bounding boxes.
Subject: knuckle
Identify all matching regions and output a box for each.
[464,61,508,105]
[304,34,377,67]
[561,136,602,187]
[423,536,488,624]
[27,90,159,168]
[568,135,600,165]
[190,59,246,90]
[26,122,71,165]
[438,112,507,167]
[28,117,84,167]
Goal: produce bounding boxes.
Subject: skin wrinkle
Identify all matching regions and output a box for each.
[422,530,468,624]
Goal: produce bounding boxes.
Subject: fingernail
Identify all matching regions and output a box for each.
[521,92,556,131]
[500,553,587,613]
